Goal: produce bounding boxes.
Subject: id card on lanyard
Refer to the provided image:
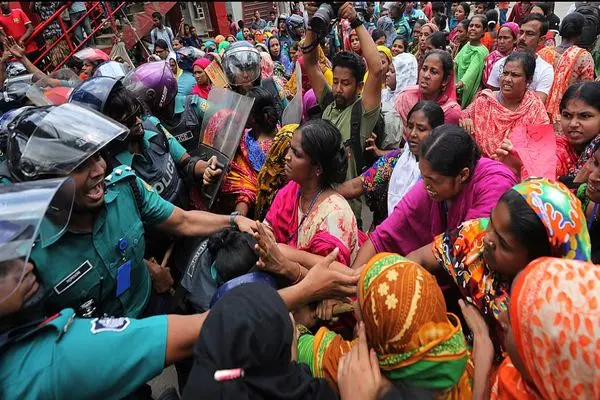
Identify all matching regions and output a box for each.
[116,238,131,296]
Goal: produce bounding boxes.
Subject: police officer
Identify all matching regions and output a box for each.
[0,178,209,399]
[222,42,289,120]
[0,179,360,399]
[123,60,210,154]
[68,76,216,210]
[1,103,255,319]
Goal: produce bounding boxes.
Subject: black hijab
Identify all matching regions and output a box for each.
[182,283,338,400]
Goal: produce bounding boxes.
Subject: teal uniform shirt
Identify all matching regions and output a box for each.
[31,167,175,318]
[0,309,167,400]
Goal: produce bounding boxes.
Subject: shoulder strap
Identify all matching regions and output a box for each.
[142,117,170,151]
[128,177,143,215]
[104,166,143,215]
[350,100,365,173]
[152,28,157,44]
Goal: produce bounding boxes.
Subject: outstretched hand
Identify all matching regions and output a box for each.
[300,248,359,301]
[338,321,381,400]
[5,36,24,59]
[254,221,288,277]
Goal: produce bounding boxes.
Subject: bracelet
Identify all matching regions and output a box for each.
[229,211,239,229]
[292,262,302,284]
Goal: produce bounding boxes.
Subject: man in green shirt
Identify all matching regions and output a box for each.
[304,2,383,224]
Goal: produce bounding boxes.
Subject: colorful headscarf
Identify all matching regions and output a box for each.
[203,40,216,52]
[568,134,600,178]
[358,253,471,398]
[255,124,297,220]
[433,178,591,328]
[215,35,225,44]
[501,22,519,39]
[513,178,591,261]
[492,257,600,400]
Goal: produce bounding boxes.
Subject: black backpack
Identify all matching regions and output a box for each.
[322,92,385,173]
[574,6,600,50]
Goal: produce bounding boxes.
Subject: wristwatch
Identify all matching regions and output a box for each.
[350,15,364,29]
[230,211,240,229]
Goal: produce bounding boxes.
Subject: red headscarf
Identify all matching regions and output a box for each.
[191,58,212,99]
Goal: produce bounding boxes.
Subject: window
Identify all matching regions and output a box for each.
[192,2,205,20]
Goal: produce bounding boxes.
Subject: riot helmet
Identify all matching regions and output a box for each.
[5,103,129,182]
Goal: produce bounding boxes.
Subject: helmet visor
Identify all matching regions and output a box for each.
[27,69,80,106]
[20,104,129,177]
[93,61,132,79]
[0,177,74,306]
[222,47,261,86]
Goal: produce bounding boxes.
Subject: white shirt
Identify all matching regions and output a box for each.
[487,55,554,95]
[150,26,174,52]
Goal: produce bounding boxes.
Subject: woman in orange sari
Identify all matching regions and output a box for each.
[461,257,600,400]
[296,254,471,399]
[460,52,549,159]
[538,13,594,127]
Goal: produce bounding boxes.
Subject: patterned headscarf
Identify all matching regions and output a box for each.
[512,178,591,261]
[358,253,471,398]
[255,124,297,220]
[568,134,600,177]
[498,257,600,399]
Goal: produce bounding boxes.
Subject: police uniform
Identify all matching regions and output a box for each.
[160,94,208,152]
[0,308,167,399]
[113,118,188,208]
[31,167,175,318]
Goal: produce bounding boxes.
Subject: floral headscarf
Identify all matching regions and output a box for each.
[492,257,600,400]
[513,178,591,261]
[358,253,471,399]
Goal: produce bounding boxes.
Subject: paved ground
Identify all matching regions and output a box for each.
[148,2,577,397]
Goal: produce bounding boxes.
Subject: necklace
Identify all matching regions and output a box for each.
[287,188,325,243]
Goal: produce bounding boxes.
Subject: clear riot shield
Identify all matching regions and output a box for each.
[192,88,254,208]
[281,61,303,126]
[19,103,129,178]
[26,69,81,106]
[92,61,132,79]
[0,177,74,311]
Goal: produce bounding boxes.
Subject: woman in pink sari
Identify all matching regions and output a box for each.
[351,124,517,269]
[395,50,461,141]
[263,119,363,266]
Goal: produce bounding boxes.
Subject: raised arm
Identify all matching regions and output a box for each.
[339,3,382,112]
[301,12,328,102]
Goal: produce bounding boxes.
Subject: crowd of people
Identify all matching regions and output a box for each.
[2,1,600,399]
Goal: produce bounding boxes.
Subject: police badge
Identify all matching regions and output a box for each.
[90,317,131,334]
